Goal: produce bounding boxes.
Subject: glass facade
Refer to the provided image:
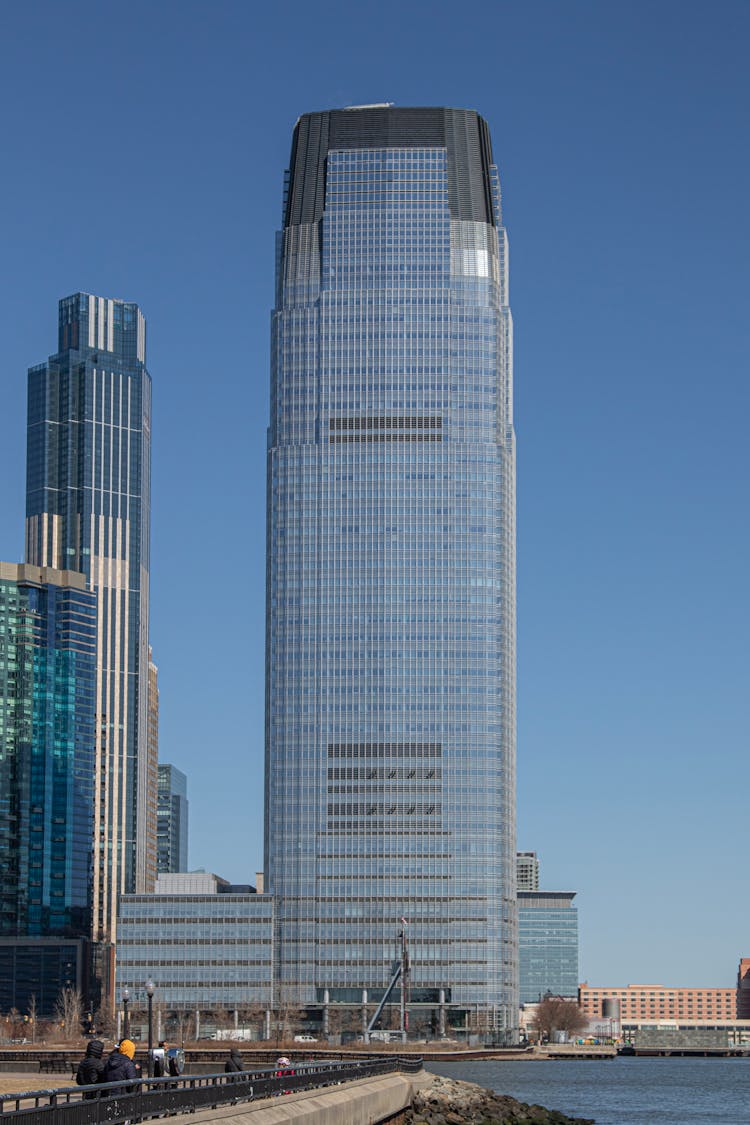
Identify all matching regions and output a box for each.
[0,937,90,1017]
[0,564,96,938]
[266,107,517,1035]
[518,891,579,1004]
[117,887,274,1010]
[145,649,159,888]
[157,764,189,873]
[25,294,152,944]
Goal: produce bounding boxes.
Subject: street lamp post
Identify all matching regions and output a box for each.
[146,979,155,1077]
[121,989,130,1039]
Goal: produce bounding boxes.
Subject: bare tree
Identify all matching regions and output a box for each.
[8,1008,23,1041]
[27,996,38,1044]
[272,991,306,1046]
[325,1005,356,1040]
[211,1008,232,1035]
[406,1007,432,1039]
[54,986,83,1040]
[534,998,587,1040]
[227,1003,265,1040]
[173,1010,195,1047]
[94,1004,116,1039]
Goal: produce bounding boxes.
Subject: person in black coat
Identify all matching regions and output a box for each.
[76,1039,105,1096]
[102,1039,138,1092]
[224,1047,243,1074]
[151,1042,166,1078]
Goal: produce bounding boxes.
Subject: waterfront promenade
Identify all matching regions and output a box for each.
[0,1041,615,1065]
[0,1058,430,1125]
[0,1042,616,1096]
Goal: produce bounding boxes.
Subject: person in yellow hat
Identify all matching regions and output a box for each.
[102,1039,138,1088]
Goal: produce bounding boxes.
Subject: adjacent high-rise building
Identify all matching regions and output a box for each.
[25,293,152,958]
[518,890,579,1003]
[145,647,160,889]
[516,851,540,892]
[266,106,517,1037]
[0,561,97,1013]
[0,563,97,938]
[517,854,578,1003]
[156,764,189,873]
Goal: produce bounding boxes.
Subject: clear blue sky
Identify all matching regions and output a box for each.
[1,0,747,988]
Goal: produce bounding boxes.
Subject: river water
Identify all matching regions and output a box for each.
[427,1057,750,1124]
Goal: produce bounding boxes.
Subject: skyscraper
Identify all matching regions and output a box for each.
[26,293,152,958]
[145,647,160,889]
[266,106,517,1037]
[156,764,189,873]
[0,563,97,938]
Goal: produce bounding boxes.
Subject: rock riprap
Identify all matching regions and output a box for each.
[405,1074,594,1125]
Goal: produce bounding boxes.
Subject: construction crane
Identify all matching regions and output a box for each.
[364,919,410,1044]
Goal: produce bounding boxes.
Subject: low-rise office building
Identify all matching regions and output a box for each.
[117,872,273,1026]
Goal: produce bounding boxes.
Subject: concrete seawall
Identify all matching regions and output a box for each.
[169,1072,429,1125]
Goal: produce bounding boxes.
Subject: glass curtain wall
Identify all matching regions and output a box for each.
[0,568,96,938]
[266,107,517,1036]
[25,294,152,945]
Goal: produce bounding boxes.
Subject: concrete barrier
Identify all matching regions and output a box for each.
[170,1071,428,1125]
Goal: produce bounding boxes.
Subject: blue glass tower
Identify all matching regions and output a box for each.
[157,764,189,873]
[0,563,96,938]
[266,107,517,1037]
[25,294,152,949]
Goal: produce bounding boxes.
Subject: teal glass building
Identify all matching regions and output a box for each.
[266,106,517,1037]
[0,563,96,939]
[25,294,152,948]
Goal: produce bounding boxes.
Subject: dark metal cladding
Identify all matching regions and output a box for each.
[284,106,496,228]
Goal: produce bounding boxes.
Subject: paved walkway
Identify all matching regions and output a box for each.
[168,1072,431,1125]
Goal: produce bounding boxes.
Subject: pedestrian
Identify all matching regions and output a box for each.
[76,1039,105,1096]
[224,1047,243,1076]
[102,1039,138,1092]
[275,1056,293,1076]
[275,1056,294,1095]
[166,1047,183,1077]
[152,1041,166,1078]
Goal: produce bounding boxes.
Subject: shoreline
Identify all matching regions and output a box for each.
[406,1073,594,1125]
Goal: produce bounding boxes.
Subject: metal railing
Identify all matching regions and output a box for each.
[0,1056,423,1125]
